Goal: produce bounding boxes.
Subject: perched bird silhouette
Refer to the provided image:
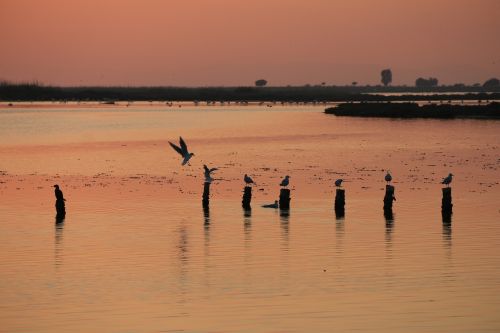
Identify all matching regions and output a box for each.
[385,170,392,184]
[169,137,194,166]
[203,164,218,183]
[53,184,65,201]
[244,174,254,185]
[280,175,290,187]
[262,200,279,208]
[441,173,453,187]
[335,179,343,187]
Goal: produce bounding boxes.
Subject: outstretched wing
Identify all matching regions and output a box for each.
[209,168,218,173]
[169,141,184,156]
[179,137,188,155]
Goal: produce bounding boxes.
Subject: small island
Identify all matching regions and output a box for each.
[325,102,500,119]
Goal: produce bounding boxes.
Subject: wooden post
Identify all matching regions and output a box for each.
[202,182,210,208]
[242,186,252,210]
[279,188,291,210]
[441,187,453,217]
[55,199,66,218]
[334,188,345,217]
[383,185,396,211]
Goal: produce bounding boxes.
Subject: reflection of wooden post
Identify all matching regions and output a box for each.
[242,186,252,210]
[441,187,453,217]
[202,182,210,208]
[383,185,395,211]
[334,189,345,217]
[279,188,291,210]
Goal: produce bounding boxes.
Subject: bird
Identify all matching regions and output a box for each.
[335,179,343,187]
[169,137,194,166]
[244,174,254,185]
[203,164,218,183]
[441,173,453,187]
[280,175,290,187]
[385,170,392,184]
[53,184,65,201]
[262,200,279,208]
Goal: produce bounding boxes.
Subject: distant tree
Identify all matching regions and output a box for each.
[255,79,267,87]
[352,81,358,86]
[380,69,392,86]
[415,77,439,88]
[483,78,500,89]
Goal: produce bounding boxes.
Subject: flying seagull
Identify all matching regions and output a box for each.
[203,164,218,183]
[280,175,290,187]
[335,179,343,187]
[441,173,453,187]
[169,137,194,166]
[385,170,392,184]
[244,174,254,185]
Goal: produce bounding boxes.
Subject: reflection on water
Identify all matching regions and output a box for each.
[1,107,500,332]
[54,217,64,267]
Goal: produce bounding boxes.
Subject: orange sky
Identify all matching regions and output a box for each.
[0,0,499,86]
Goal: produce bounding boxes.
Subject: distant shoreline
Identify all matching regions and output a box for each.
[325,102,500,119]
[1,82,499,102]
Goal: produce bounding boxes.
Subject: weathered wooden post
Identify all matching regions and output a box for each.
[383,185,396,212]
[441,187,453,217]
[334,188,345,217]
[242,186,252,210]
[202,182,210,208]
[279,188,291,210]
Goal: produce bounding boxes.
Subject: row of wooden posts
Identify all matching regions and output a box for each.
[201,182,454,218]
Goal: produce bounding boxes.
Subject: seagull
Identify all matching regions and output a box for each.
[169,137,194,166]
[203,164,218,183]
[441,173,453,187]
[244,174,254,185]
[335,179,343,187]
[385,170,392,184]
[262,200,279,208]
[280,175,290,187]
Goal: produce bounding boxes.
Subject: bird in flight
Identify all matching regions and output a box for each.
[169,137,194,165]
[441,173,453,187]
[280,175,290,187]
[244,174,255,185]
[203,164,218,183]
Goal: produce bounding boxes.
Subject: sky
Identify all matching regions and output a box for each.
[0,0,499,87]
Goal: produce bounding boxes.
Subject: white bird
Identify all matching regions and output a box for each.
[203,164,218,183]
[335,179,343,187]
[169,137,194,166]
[385,170,392,184]
[280,175,290,187]
[441,173,453,187]
[244,174,254,185]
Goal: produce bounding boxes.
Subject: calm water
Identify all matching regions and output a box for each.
[1,103,499,332]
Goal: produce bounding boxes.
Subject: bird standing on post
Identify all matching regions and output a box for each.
[385,170,392,184]
[203,164,218,183]
[244,174,254,185]
[441,173,453,187]
[280,175,290,187]
[335,179,343,187]
[169,136,194,166]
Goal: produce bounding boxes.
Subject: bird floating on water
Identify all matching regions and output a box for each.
[203,164,218,183]
[244,174,254,185]
[385,170,392,184]
[441,173,453,187]
[169,137,194,166]
[335,179,343,187]
[262,200,279,208]
[280,175,290,187]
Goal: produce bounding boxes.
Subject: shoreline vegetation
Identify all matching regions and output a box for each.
[325,102,500,119]
[1,81,500,102]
